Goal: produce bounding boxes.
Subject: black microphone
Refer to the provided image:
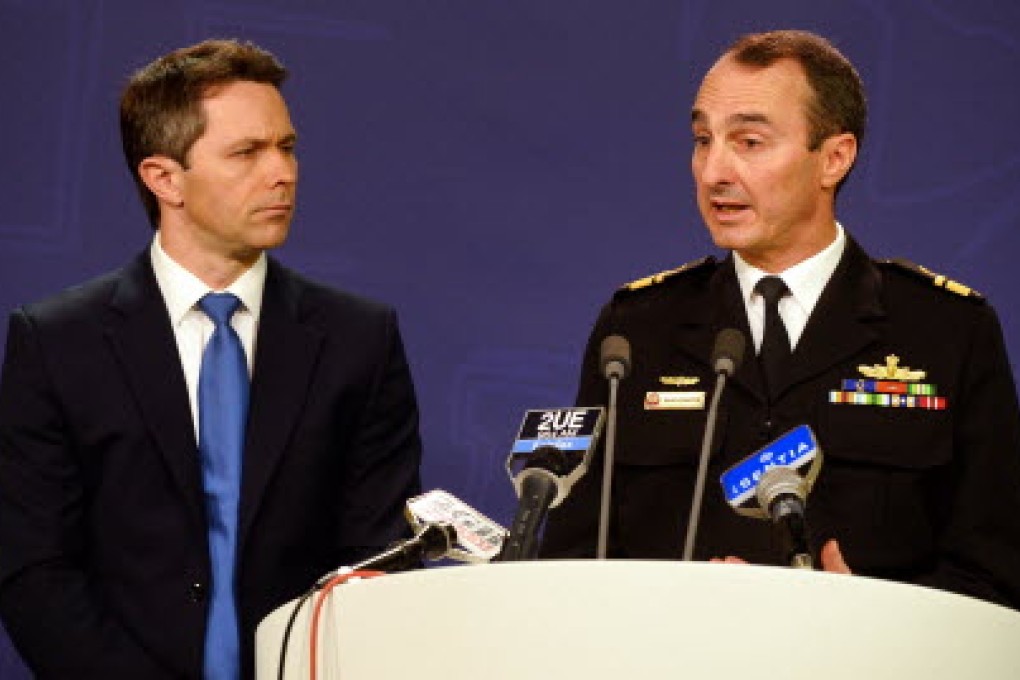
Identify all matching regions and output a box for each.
[756,467,812,568]
[601,334,632,380]
[350,522,457,572]
[498,446,572,561]
[682,328,746,561]
[711,327,745,377]
[501,407,605,561]
[596,335,630,558]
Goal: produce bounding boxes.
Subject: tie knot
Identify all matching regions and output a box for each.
[755,276,789,305]
[199,292,242,326]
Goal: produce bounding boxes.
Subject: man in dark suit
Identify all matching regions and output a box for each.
[541,30,1020,609]
[0,40,422,677]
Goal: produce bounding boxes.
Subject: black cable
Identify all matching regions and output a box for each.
[277,568,345,680]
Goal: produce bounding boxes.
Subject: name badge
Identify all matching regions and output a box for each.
[644,391,705,410]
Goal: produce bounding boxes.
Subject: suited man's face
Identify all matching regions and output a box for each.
[166,80,299,273]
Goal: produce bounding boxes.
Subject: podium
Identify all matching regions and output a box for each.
[256,561,1020,679]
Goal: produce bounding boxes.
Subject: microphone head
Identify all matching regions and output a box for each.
[523,445,573,477]
[755,466,807,512]
[711,328,746,376]
[418,522,458,561]
[600,335,632,380]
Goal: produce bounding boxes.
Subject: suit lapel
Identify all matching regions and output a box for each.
[707,258,766,401]
[237,261,323,548]
[667,257,765,402]
[776,236,885,397]
[104,253,206,532]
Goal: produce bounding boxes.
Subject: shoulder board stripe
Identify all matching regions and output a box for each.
[620,256,715,292]
[880,258,983,300]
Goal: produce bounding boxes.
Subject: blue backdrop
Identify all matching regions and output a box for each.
[2,1,1019,675]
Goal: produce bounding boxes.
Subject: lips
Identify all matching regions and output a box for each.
[710,200,748,212]
[256,203,293,214]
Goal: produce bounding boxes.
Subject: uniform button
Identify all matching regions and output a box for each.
[189,581,207,603]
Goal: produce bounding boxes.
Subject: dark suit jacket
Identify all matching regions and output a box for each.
[541,236,1020,609]
[0,252,422,678]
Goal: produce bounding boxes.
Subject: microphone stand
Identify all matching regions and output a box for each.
[596,370,622,559]
[682,368,729,560]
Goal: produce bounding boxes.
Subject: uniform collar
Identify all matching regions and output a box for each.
[733,222,847,318]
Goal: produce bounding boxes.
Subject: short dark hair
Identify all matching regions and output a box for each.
[119,39,288,228]
[727,30,867,191]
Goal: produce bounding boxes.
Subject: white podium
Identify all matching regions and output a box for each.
[256,561,1020,679]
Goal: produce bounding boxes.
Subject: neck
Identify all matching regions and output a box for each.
[738,221,838,274]
[157,230,258,290]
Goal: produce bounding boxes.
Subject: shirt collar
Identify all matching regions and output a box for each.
[733,222,846,312]
[149,234,267,325]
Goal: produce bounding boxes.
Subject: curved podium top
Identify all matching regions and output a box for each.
[256,560,1020,679]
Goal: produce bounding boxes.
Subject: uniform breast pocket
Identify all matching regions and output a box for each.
[613,399,720,466]
[810,405,953,568]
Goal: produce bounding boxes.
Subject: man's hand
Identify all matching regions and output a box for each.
[819,539,852,574]
[709,539,853,574]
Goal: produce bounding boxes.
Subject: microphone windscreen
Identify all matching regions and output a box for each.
[711,328,746,376]
[523,445,572,476]
[600,335,632,379]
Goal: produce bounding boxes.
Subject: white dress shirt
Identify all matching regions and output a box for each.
[149,235,267,440]
[733,223,846,354]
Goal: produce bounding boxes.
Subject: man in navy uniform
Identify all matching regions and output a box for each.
[541,30,1020,609]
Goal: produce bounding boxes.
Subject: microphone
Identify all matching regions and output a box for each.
[681,328,746,561]
[405,489,508,562]
[710,327,745,376]
[719,424,824,568]
[499,446,568,561]
[601,334,631,380]
[756,467,812,568]
[350,522,457,572]
[500,407,606,561]
[596,335,630,559]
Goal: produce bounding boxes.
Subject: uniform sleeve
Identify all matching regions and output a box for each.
[0,309,173,677]
[917,303,1020,607]
[333,309,423,565]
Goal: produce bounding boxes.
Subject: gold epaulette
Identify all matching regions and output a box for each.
[620,256,715,292]
[881,258,983,299]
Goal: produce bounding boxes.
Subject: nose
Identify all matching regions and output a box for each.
[693,141,733,188]
[266,148,298,187]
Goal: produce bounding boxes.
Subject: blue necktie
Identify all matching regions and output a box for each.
[198,293,248,680]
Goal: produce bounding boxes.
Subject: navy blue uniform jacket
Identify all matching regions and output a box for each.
[542,236,1020,610]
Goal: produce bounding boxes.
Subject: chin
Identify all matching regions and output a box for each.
[706,224,758,252]
[252,223,291,250]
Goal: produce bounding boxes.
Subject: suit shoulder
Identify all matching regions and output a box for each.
[270,260,395,322]
[614,256,717,298]
[17,267,125,326]
[878,258,985,302]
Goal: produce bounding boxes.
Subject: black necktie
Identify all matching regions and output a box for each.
[755,276,791,399]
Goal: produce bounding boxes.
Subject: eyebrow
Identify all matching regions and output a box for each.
[229,132,298,148]
[691,110,773,127]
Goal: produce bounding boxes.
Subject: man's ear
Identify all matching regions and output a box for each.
[820,132,857,190]
[138,156,185,208]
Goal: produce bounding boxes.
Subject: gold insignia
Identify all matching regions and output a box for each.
[882,259,982,299]
[858,354,926,381]
[659,376,700,386]
[621,257,714,291]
